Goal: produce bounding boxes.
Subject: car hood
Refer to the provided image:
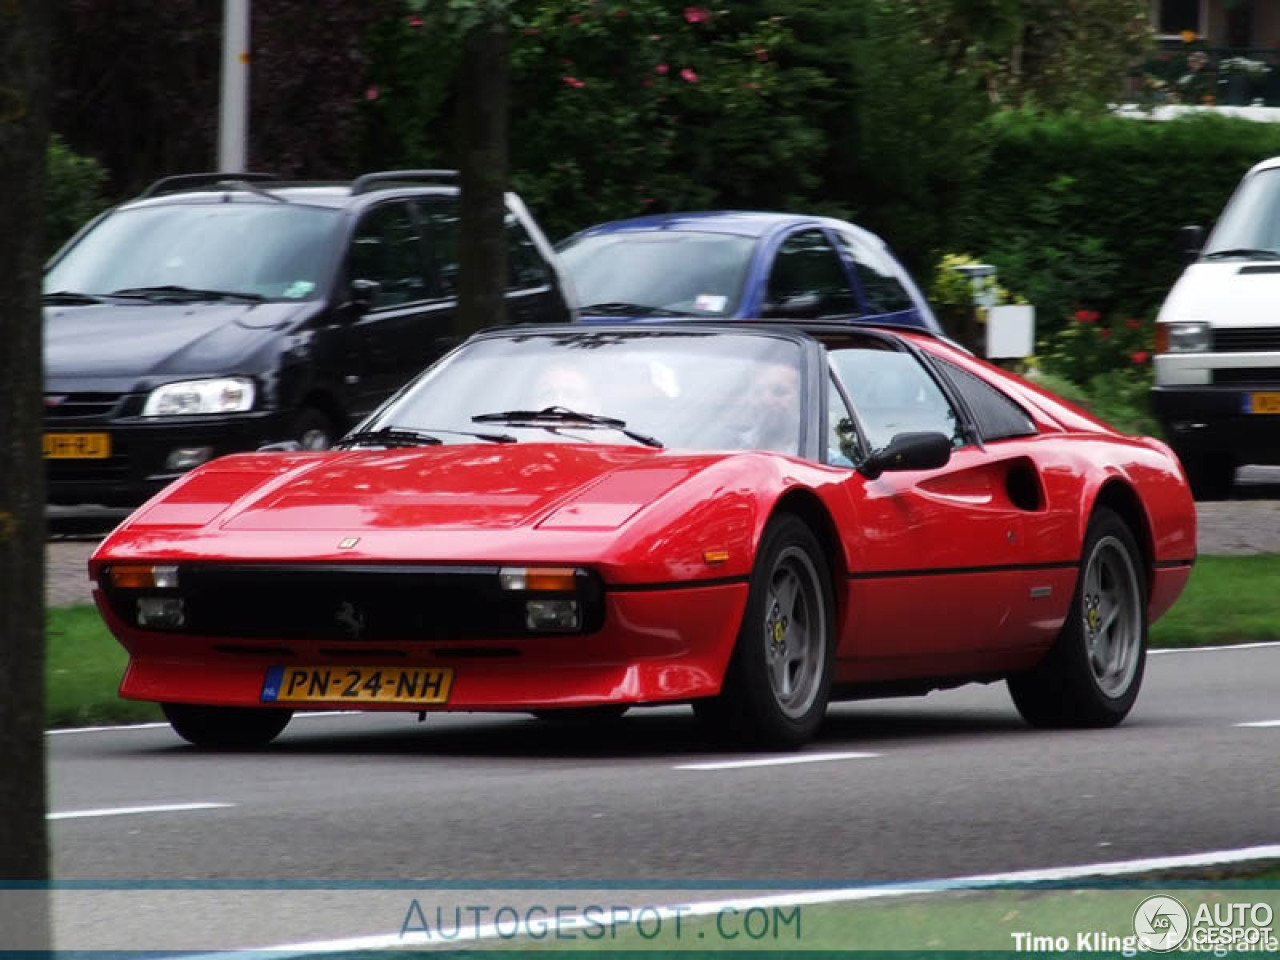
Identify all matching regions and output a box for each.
[125,443,711,536]
[43,300,308,385]
[1159,261,1280,327]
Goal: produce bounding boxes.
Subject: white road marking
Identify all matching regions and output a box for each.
[675,751,879,771]
[46,711,361,736]
[1149,640,1280,655]
[1236,720,1280,728]
[47,802,233,821]
[232,843,1280,956]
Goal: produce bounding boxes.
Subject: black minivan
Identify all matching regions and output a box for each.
[43,170,575,506]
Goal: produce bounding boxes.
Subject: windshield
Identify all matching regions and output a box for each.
[559,231,755,316]
[1202,167,1280,260]
[45,203,342,301]
[366,330,806,455]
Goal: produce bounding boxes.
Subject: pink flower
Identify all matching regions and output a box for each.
[1131,350,1150,364]
[407,14,423,28]
[1099,328,1112,339]
[563,75,585,89]
[1074,309,1100,324]
[1126,317,1141,330]
[680,67,699,83]
[570,13,581,25]
[655,63,669,75]
[365,85,379,101]
[754,46,768,62]
[641,78,653,87]
[683,6,709,23]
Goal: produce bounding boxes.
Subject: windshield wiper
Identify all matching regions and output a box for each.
[472,407,664,448]
[1201,248,1280,261]
[579,301,682,317]
[108,285,266,302]
[42,290,106,304]
[335,426,444,449]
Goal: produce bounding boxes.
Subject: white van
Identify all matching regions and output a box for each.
[1152,155,1280,499]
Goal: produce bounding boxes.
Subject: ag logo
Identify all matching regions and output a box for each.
[335,601,366,640]
[1133,895,1190,952]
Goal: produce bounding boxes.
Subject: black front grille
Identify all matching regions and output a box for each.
[104,564,605,641]
[1213,328,1280,353]
[44,393,124,420]
[1213,368,1280,385]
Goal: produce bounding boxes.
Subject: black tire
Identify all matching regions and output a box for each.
[531,705,629,723]
[1179,451,1235,501]
[1008,507,1147,728]
[162,703,293,748]
[292,406,337,451]
[695,513,836,749]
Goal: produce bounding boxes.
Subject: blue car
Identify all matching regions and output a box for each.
[558,211,941,334]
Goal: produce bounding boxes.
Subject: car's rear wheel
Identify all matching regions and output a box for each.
[293,406,337,451]
[695,514,835,749]
[162,703,293,748]
[530,706,629,723]
[1008,507,1147,728]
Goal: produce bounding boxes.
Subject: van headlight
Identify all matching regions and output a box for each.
[1155,322,1211,354]
[142,378,256,416]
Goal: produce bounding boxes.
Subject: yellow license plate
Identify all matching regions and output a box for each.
[1249,392,1280,415]
[43,432,112,459]
[261,666,453,705]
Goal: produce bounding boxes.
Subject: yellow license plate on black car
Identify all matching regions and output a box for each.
[43,432,111,459]
[261,666,454,704]
[1248,392,1280,415]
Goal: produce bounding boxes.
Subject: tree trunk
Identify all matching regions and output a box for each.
[454,15,509,338]
[0,0,52,949]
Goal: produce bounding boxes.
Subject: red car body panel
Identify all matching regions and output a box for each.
[90,326,1196,715]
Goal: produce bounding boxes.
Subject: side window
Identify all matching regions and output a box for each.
[506,215,552,290]
[830,346,963,451]
[418,196,459,298]
[764,230,858,319]
[826,375,863,467]
[349,202,428,308]
[835,229,914,315]
[936,358,1036,441]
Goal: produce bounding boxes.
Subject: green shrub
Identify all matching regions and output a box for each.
[952,111,1280,330]
[46,134,110,257]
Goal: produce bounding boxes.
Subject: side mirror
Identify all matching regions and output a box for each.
[348,278,381,311]
[1180,225,1205,265]
[859,431,952,480]
[764,292,821,319]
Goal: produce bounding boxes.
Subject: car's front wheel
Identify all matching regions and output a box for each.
[1008,507,1147,728]
[695,514,835,749]
[162,703,293,748]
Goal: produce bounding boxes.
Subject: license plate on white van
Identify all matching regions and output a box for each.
[1246,392,1280,414]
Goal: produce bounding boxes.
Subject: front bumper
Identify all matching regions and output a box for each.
[1151,386,1280,462]
[45,410,290,506]
[99,581,749,710]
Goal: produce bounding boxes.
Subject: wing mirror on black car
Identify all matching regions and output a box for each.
[858,431,952,480]
[348,278,382,311]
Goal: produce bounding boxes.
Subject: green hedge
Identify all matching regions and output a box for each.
[46,134,110,257]
[950,111,1280,329]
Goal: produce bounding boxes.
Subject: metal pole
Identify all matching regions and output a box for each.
[217,0,250,172]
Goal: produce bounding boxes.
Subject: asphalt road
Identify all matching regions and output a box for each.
[42,644,1280,950]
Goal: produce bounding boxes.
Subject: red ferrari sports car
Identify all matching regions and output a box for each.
[90,322,1196,749]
